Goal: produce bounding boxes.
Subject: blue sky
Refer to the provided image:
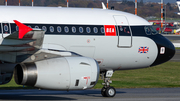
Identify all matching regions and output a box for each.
[124,0,176,3]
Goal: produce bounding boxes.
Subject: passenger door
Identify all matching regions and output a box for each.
[113,15,132,48]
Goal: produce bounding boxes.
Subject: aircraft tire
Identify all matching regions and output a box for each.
[101,87,107,97]
[105,86,116,97]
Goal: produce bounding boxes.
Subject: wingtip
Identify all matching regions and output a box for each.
[13,20,33,39]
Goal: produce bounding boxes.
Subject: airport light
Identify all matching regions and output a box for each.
[32,0,34,6]
[161,0,163,33]
[135,0,137,15]
[5,0,7,6]
[107,0,108,9]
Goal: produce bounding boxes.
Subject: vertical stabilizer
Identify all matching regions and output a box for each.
[102,2,107,9]
[177,0,180,11]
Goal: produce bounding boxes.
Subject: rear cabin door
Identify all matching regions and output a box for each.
[1,22,11,38]
[113,15,132,48]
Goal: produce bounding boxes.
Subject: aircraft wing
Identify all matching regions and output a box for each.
[0,20,48,63]
[0,20,73,63]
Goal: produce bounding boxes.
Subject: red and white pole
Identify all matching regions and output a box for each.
[67,0,69,7]
[107,0,108,9]
[135,0,137,15]
[5,0,7,6]
[32,0,34,7]
[19,0,20,6]
[161,0,163,33]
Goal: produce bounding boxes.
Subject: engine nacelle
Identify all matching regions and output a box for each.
[14,57,99,90]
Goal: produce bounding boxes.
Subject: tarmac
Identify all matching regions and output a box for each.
[0,88,180,101]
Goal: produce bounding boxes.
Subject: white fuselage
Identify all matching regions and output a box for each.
[0,6,175,71]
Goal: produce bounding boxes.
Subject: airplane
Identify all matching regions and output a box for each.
[0,4,175,97]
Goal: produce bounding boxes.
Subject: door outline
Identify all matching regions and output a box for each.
[113,15,132,48]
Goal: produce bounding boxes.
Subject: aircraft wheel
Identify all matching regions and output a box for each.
[105,86,116,97]
[101,87,107,97]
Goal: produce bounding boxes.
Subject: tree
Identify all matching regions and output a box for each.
[167,2,173,11]
[139,0,144,6]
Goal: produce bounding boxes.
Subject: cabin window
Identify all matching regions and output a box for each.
[79,27,83,33]
[144,26,158,35]
[16,26,19,31]
[72,27,76,33]
[57,26,61,33]
[50,26,54,32]
[150,26,158,35]
[28,25,32,28]
[131,26,146,36]
[93,27,98,33]
[86,27,91,33]
[64,26,69,33]
[4,25,8,32]
[144,26,151,35]
[35,26,39,29]
[101,27,105,33]
[42,26,47,31]
[118,26,131,36]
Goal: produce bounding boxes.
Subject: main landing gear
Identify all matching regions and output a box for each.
[100,70,116,97]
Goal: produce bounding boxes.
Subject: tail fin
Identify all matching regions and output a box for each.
[177,0,180,11]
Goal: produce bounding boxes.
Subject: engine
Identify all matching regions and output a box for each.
[14,57,99,90]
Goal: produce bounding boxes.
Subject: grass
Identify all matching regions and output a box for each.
[1,61,180,89]
[94,61,180,89]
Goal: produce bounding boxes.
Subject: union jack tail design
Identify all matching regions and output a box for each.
[138,47,149,53]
